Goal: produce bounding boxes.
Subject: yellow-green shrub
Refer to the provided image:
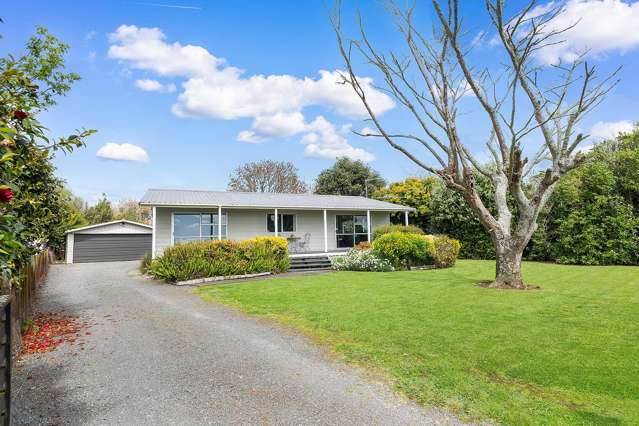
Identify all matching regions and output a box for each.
[431,235,461,268]
[372,232,434,269]
[149,236,290,282]
[372,224,424,239]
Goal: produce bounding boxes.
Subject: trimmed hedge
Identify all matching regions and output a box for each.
[149,236,290,282]
[372,232,434,268]
[372,224,424,240]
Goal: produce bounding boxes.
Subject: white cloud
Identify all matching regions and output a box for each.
[96,143,150,163]
[237,113,376,161]
[135,78,176,92]
[108,25,394,161]
[471,31,485,47]
[525,0,639,65]
[85,30,97,41]
[108,25,224,77]
[301,117,375,162]
[590,120,634,139]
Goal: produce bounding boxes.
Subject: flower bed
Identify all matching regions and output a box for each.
[331,231,460,272]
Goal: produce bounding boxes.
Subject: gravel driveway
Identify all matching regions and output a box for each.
[13,261,465,425]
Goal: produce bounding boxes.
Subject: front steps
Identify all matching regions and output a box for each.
[289,255,333,272]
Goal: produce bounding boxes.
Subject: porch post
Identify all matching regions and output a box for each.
[404,210,409,226]
[274,208,279,237]
[218,205,222,240]
[151,206,156,259]
[366,210,371,243]
[323,209,328,253]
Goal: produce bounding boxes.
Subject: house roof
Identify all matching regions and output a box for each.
[139,189,415,212]
[65,219,152,234]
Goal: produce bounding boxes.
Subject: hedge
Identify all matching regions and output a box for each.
[372,224,424,240]
[148,236,290,282]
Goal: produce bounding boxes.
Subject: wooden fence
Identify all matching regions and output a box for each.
[0,249,52,425]
[10,250,52,349]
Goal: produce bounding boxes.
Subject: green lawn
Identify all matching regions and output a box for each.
[196,260,639,425]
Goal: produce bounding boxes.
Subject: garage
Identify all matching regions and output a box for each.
[65,220,152,264]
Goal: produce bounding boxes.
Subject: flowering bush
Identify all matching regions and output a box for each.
[148,236,290,282]
[431,235,461,268]
[372,232,434,269]
[331,249,394,272]
[354,241,372,250]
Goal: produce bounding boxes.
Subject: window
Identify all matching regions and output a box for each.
[173,213,227,244]
[336,215,368,248]
[267,214,296,232]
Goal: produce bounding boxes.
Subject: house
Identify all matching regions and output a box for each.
[65,220,152,264]
[140,189,415,259]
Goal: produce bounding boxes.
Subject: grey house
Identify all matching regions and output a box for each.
[140,189,414,259]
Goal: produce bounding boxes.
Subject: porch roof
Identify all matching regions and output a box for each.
[140,188,414,212]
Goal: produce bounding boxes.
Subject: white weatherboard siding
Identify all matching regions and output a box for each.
[65,233,74,264]
[74,222,151,234]
[153,207,390,257]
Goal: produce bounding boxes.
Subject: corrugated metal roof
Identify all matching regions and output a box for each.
[140,189,414,211]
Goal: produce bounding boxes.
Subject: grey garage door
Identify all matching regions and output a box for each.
[73,234,152,263]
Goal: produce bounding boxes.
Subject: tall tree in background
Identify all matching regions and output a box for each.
[115,200,151,224]
[314,157,385,196]
[1,26,94,278]
[84,195,114,225]
[374,177,435,228]
[228,160,308,193]
[333,1,617,288]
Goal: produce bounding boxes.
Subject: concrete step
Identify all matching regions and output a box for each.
[290,256,332,271]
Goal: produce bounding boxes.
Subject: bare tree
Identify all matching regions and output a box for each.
[333,0,618,288]
[228,160,308,193]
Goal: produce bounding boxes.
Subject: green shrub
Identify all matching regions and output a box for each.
[331,249,394,272]
[372,232,434,269]
[139,252,152,274]
[372,224,424,240]
[148,236,290,282]
[431,235,461,268]
[555,195,639,265]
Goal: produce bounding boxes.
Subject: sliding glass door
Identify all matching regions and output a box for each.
[336,215,368,248]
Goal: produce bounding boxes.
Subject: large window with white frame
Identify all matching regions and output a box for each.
[173,212,227,244]
[266,213,296,233]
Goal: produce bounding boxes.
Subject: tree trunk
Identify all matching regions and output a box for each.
[490,239,526,289]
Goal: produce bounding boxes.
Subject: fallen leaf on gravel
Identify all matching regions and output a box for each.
[21,313,89,356]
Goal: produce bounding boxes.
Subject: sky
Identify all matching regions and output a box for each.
[2,0,639,204]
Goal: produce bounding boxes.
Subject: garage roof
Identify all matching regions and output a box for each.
[65,220,152,234]
[140,189,415,212]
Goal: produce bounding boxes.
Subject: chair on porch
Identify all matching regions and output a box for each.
[297,233,311,253]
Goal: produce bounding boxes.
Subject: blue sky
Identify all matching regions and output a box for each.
[3,1,639,204]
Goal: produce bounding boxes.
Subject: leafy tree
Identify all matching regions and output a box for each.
[527,129,639,265]
[84,195,114,225]
[59,188,88,231]
[115,200,151,224]
[373,177,436,229]
[314,157,385,196]
[426,177,496,259]
[1,27,94,279]
[228,160,307,193]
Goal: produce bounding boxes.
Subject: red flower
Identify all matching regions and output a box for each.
[13,110,28,120]
[0,188,13,203]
